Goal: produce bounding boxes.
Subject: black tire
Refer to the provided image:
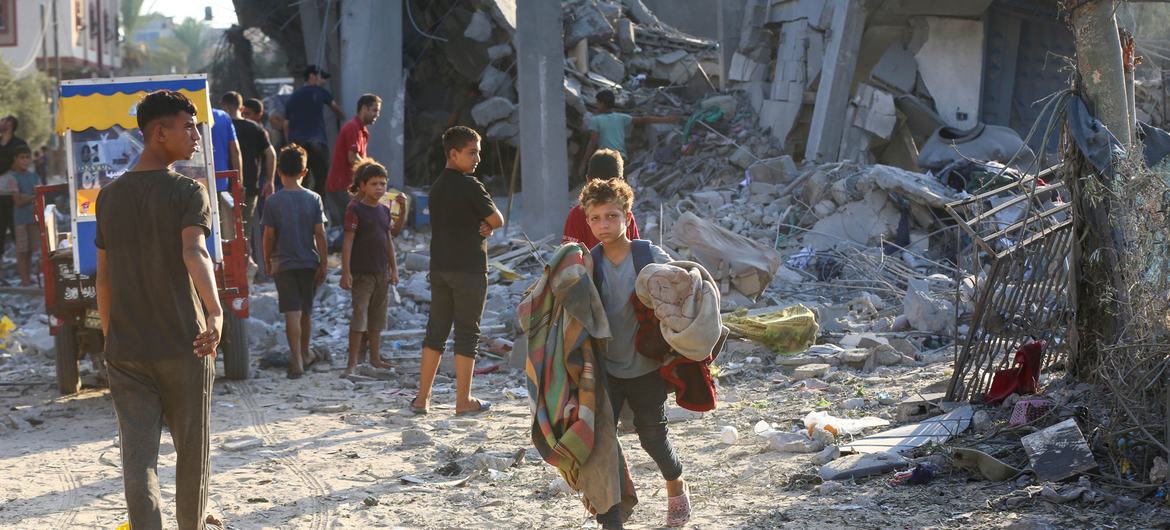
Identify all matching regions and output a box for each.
[222,312,250,380]
[54,322,80,395]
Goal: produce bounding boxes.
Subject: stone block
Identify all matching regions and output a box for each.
[471,96,515,127]
[464,10,493,42]
[589,48,626,83]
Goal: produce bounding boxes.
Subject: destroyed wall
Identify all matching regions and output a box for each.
[401,0,519,192]
[726,0,1071,170]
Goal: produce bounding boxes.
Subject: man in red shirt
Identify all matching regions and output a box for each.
[562,148,639,249]
[325,93,381,224]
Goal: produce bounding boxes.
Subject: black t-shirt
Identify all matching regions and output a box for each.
[95,169,212,361]
[429,168,497,273]
[232,118,272,198]
[0,136,28,175]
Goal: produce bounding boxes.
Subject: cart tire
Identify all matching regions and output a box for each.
[222,312,250,380]
[54,323,81,395]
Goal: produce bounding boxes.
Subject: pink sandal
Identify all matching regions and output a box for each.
[666,482,691,527]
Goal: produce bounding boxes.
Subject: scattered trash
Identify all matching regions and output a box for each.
[803,411,890,437]
[1008,398,1053,427]
[724,305,819,355]
[891,461,939,485]
[952,447,1021,482]
[720,426,738,445]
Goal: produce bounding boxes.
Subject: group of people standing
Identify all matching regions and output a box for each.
[96,69,692,530]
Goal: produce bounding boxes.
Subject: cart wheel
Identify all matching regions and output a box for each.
[54,323,81,395]
[222,312,250,380]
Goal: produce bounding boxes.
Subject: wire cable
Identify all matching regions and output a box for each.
[405,0,447,42]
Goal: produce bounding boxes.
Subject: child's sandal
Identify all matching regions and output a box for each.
[666,482,691,527]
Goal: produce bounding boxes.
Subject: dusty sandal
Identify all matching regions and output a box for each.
[666,483,691,527]
[455,400,492,416]
[409,396,429,415]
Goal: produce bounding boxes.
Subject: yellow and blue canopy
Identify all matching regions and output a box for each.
[56,76,213,134]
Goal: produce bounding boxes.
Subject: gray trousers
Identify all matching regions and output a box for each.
[107,355,215,530]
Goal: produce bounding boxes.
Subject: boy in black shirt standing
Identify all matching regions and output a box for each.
[95,90,223,530]
[411,126,502,416]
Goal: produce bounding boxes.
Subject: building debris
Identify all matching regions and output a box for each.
[1021,418,1097,483]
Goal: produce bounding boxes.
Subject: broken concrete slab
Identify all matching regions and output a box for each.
[690,190,729,211]
[871,44,918,92]
[913,16,983,130]
[464,10,493,42]
[842,405,973,455]
[564,1,614,47]
[819,452,909,481]
[729,147,756,169]
[903,278,955,335]
[766,431,824,453]
[653,50,699,84]
[857,164,958,209]
[701,94,738,117]
[616,17,636,53]
[803,191,902,251]
[793,363,831,380]
[485,114,520,142]
[729,52,764,82]
[851,83,897,140]
[479,65,513,99]
[589,48,626,83]
[1021,418,1097,482]
[487,43,513,62]
[471,96,515,127]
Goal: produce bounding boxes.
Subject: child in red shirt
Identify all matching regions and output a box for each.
[562,148,639,249]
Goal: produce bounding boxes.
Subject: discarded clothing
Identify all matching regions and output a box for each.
[918,123,1036,172]
[1137,121,1170,169]
[519,243,636,520]
[984,340,1045,405]
[1065,95,1125,174]
[724,304,819,354]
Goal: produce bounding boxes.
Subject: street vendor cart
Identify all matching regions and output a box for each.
[39,74,251,394]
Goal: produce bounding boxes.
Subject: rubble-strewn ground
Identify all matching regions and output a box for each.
[1,264,1165,528]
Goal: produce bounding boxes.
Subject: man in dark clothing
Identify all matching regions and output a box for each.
[220,91,276,243]
[95,90,224,530]
[284,65,344,195]
[411,126,502,416]
[0,115,28,256]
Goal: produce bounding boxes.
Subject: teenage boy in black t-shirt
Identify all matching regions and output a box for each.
[95,90,224,530]
[410,126,503,416]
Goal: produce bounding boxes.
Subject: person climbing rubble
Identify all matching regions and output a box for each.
[579,89,679,175]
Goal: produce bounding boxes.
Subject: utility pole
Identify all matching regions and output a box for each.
[516,0,569,239]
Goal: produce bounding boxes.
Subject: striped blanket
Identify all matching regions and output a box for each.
[519,243,637,519]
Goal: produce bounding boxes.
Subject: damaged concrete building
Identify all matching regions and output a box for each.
[386,0,1080,239]
[723,0,1074,168]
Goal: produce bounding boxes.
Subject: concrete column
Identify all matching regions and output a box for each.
[804,0,865,162]
[340,0,405,188]
[516,0,569,239]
